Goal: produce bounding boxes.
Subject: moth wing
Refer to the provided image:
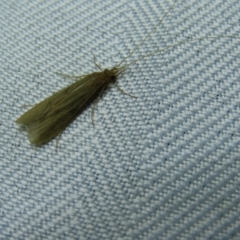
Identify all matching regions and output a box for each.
[27,106,80,145]
[16,73,105,145]
[16,75,87,125]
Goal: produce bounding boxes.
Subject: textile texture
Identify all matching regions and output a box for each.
[0,0,240,239]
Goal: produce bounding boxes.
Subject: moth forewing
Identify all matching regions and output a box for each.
[16,67,124,146]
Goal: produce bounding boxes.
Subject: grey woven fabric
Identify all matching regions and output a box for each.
[1,0,240,239]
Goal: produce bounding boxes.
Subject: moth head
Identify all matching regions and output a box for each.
[103,68,117,82]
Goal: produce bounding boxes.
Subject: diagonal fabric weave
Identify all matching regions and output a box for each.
[0,0,240,239]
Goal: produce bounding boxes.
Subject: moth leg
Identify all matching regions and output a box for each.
[91,103,96,126]
[55,131,62,151]
[55,72,80,79]
[21,104,33,108]
[113,84,137,98]
[93,55,103,71]
[91,87,105,126]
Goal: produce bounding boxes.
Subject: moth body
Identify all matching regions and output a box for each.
[16,66,124,146]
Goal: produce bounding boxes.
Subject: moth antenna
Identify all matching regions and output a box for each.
[116,0,177,68]
[123,35,240,69]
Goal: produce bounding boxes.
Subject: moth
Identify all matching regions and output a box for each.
[16,0,239,146]
[16,66,126,145]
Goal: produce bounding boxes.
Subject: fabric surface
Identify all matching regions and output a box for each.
[1,0,240,239]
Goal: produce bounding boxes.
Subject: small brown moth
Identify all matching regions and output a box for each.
[16,0,239,146]
[16,67,124,145]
